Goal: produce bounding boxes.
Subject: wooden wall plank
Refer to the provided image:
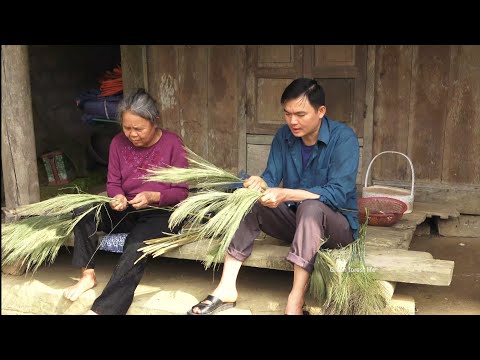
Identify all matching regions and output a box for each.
[317,78,354,127]
[178,46,208,159]
[314,45,355,66]
[146,46,180,134]
[372,45,413,182]
[442,45,480,185]
[120,45,145,92]
[353,45,367,137]
[258,45,293,66]
[407,46,450,183]
[208,46,239,172]
[236,46,247,174]
[362,45,376,187]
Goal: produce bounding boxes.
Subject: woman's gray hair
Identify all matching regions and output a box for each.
[117,88,160,127]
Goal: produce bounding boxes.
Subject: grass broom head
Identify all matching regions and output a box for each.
[310,220,388,315]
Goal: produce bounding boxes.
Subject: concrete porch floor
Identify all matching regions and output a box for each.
[2,246,297,315]
[2,235,479,315]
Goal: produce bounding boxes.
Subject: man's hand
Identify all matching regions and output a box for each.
[110,194,128,211]
[244,176,267,192]
[128,191,161,209]
[259,188,288,208]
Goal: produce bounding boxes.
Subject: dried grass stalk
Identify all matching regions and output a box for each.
[137,188,262,268]
[1,193,112,273]
[15,193,112,217]
[144,147,241,190]
[309,219,388,315]
[200,188,261,268]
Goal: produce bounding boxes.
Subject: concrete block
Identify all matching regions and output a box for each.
[438,215,480,238]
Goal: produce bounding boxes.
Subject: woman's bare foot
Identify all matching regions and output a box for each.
[190,287,238,314]
[63,268,97,301]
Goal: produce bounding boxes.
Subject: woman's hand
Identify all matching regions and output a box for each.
[243,176,267,192]
[110,194,128,211]
[128,191,161,209]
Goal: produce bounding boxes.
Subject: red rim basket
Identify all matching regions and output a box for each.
[358,197,408,227]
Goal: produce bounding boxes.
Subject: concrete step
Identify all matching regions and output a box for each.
[1,248,297,315]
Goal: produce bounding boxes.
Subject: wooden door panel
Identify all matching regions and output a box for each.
[256,78,292,127]
[315,78,354,126]
[246,45,303,134]
[314,45,355,67]
[258,45,295,67]
[306,45,366,136]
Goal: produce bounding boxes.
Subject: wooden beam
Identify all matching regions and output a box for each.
[159,240,453,286]
[1,45,40,209]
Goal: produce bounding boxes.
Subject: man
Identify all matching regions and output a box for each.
[189,78,359,315]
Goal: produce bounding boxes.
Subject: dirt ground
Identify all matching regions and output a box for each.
[395,235,480,315]
[2,233,478,315]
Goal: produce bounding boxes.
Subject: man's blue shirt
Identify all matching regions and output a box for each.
[261,117,360,239]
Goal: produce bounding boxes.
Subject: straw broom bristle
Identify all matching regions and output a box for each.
[309,218,388,315]
[167,190,231,230]
[2,194,112,273]
[136,188,262,268]
[201,188,261,268]
[137,149,263,266]
[143,147,241,190]
[2,215,80,273]
[15,193,112,217]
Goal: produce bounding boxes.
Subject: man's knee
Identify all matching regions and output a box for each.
[296,199,329,216]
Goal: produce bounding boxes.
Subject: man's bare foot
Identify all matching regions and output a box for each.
[284,294,305,315]
[190,287,238,314]
[63,268,97,301]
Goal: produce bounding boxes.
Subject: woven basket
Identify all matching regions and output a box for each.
[358,197,408,226]
[362,151,414,214]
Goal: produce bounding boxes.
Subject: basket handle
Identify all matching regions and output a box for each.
[364,151,415,197]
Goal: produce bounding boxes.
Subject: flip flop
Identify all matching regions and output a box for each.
[187,295,236,315]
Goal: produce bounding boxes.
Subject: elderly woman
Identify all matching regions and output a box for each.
[63,88,188,315]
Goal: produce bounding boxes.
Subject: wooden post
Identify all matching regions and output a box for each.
[1,45,40,275]
[1,45,40,208]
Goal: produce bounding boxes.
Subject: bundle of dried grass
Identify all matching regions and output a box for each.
[138,148,262,267]
[144,147,241,190]
[137,188,262,267]
[14,193,112,217]
[1,192,112,273]
[309,220,388,315]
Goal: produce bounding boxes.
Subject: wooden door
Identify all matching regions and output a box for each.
[245,45,367,183]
